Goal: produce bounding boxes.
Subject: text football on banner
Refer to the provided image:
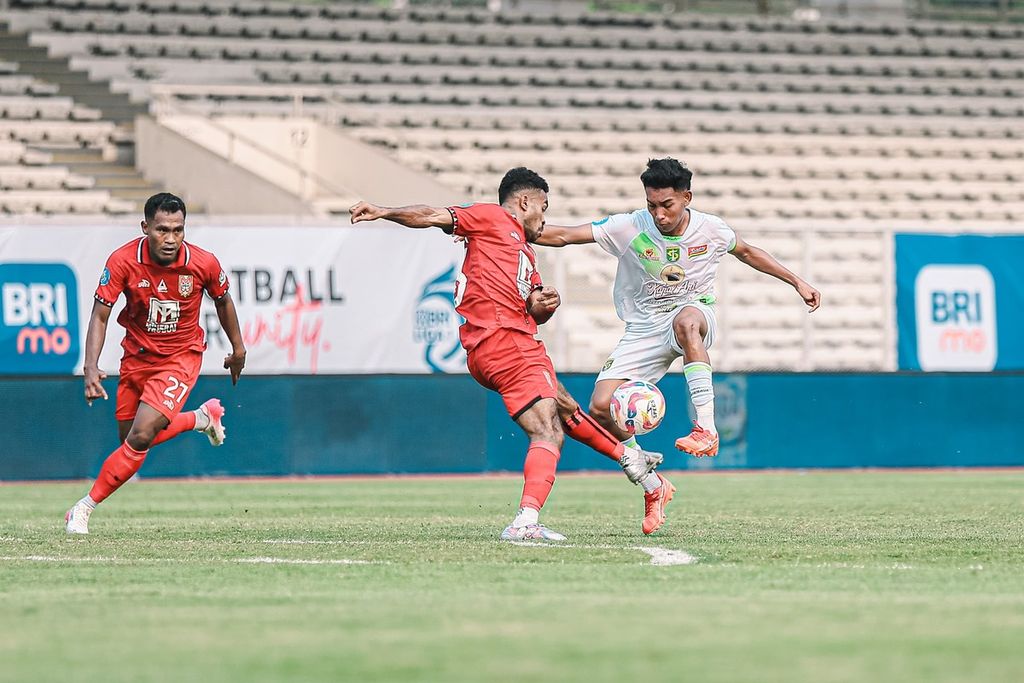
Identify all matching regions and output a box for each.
[0,225,467,375]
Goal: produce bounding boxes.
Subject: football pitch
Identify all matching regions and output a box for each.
[2,470,1023,683]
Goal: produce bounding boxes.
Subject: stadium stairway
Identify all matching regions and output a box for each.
[0,19,159,211]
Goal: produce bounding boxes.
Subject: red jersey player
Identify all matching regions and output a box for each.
[350,168,665,540]
[64,193,247,534]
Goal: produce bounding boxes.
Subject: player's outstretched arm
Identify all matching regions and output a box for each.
[534,222,597,247]
[349,201,453,231]
[731,235,821,312]
[83,300,112,405]
[214,293,247,385]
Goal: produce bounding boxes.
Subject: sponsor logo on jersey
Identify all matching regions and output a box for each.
[163,399,175,411]
[178,275,194,298]
[660,264,686,283]
[146,298,181,334]
[510,232,521,242]
[687,244,709,259]
[413,265,467,373]
[0,263,80,374]
[157,279,168,293]
[137,279,150,288]
[99,267,110,286]
[640,248,659,261]
[666,246,681,262]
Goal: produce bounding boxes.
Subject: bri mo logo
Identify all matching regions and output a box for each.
[0,263,80,374]
[413,265,466,373]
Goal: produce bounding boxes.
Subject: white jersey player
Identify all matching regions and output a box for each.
[539,158,820,457]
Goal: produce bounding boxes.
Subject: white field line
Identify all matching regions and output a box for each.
[0,555,377,566]
[508,541,698,566]
[264,538,699,566]
[235,557,370,565]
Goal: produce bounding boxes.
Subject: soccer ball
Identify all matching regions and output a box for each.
[609,380,666,436]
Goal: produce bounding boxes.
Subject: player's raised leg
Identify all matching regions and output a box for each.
[556,382,662,483]
[65,402,168,534]
[672,307,719,457]
[587,379,675,534]
[500,398,567,542]
[150,398,226,447]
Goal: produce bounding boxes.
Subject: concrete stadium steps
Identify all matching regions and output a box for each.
[40,146,160,210]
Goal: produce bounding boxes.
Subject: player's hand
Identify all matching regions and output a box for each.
[224,348,246,385]
[84,366,108,406]
[349,201,386,224]
[527,286,560,324]
[797,281,821,312]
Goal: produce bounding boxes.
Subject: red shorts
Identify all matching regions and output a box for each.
[116,350,203,422]
[466,328,558,420]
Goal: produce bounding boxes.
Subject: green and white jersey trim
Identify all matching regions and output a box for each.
[591,208,735,325]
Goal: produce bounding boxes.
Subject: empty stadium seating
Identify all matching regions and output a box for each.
[3,0,1021,369]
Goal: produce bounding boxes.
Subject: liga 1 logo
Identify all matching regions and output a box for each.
[914,264,997,371]
[0,263,80,373]
[413,264,466,373]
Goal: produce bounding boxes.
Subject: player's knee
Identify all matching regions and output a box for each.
[588,395,612,424]
[674,316,702,342]
[126,422,160,450]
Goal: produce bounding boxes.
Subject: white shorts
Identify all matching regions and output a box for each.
[596,302,717,384]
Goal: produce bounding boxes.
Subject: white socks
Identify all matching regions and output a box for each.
[683,361,717,434]
[638,472,662,493]
[193,407,211,432]
[512,506,539,527]
[79,495,97,510]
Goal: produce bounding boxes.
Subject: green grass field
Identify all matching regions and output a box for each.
[2,471,1023,683]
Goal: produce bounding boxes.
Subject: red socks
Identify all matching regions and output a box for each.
[150,411,197,446]
[88,442,149,504]
[563,407,625,462]
[519,441,560,511]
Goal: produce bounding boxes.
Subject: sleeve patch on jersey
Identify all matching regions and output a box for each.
[99,267,110,285]
[218,270,227,287]
[592,216,611,226]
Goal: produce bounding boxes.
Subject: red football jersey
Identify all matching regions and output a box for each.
[446,203,543,351]
[95,237,229,357]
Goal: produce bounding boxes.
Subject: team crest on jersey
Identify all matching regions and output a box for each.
[660,264,686,283]
[688,244,709,259]
[178,275,194,297]
[666,246,681,262]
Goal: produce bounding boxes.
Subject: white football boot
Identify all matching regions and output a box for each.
[197,398,226,446]
[619,446,663,484]
[64,501,93,535]
[500,524,567,542]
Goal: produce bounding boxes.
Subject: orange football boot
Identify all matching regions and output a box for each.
[642,474,675,535]
[675,423,719,457]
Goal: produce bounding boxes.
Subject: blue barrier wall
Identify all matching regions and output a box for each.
[1,373,1021,481]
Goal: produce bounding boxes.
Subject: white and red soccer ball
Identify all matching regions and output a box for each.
[609,380,666,436]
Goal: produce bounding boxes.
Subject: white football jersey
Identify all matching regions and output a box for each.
[591,208,737,326]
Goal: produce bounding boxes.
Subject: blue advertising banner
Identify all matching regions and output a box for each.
[895,234,1024,371]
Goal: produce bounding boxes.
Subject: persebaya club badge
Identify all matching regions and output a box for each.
[666,246,681,262]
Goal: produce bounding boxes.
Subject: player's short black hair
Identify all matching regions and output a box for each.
[144,192,187,221]
[497,167,549,205]
[640,158,692,192]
